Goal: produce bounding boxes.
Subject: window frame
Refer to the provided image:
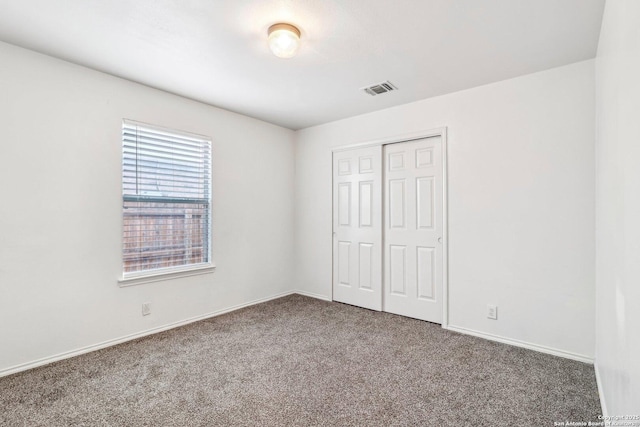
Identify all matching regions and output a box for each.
[118,119,214,287]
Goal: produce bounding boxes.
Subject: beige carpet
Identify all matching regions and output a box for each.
[0,294,601,426]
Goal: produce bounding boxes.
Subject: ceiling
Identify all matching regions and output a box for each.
[0,0,605,130]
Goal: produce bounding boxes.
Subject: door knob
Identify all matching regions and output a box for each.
[438,237,443,244]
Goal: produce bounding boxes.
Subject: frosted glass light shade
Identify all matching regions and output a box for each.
[268,23,301,58]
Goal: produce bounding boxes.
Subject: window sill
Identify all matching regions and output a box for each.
[118,264,216,287]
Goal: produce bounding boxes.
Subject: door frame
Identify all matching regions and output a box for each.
[331,127,449,328]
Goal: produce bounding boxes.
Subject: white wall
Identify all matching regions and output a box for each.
[295,60,595,360]
[0,36,602,379]
[0,41,295,374]
[595,1,640,414]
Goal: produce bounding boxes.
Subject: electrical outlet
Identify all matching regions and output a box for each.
[142,302,151,316]
[487,304,497,320]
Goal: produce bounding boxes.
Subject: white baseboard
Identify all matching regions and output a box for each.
[0,290,296,378]
[594,361,608,416]
[445,324,594,364]
[3,292,595,380]
[294,290,332,301]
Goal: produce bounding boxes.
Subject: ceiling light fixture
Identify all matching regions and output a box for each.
[268,23,301,59]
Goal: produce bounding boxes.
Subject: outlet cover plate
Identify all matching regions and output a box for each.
[142,302,151,316]
[487,304,497,320]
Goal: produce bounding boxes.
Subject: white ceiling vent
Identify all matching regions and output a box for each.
[363,81,398,96]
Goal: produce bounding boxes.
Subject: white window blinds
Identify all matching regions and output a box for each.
[122,120,211,275]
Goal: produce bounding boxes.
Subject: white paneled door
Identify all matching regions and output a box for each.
[332,137,444,322]
[332,146,383,311]
[384,137,443,323]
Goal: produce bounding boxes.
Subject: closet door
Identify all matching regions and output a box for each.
[384,137,443,323]
[332,146,382,311]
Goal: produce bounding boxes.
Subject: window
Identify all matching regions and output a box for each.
[122,120,212,279]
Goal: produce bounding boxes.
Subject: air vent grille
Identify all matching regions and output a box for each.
[363,81,398,96]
